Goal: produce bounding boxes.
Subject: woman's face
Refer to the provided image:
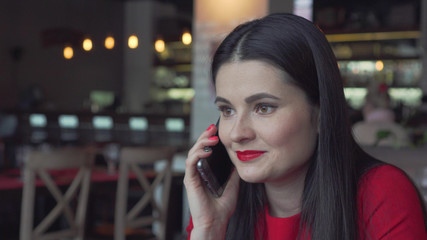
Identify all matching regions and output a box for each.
[215,60,318,184]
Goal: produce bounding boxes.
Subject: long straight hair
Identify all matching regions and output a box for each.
[211,13,383,240]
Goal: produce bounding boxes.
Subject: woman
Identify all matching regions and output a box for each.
[184,13,427,240]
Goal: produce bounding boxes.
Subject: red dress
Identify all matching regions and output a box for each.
[187,165,427,239]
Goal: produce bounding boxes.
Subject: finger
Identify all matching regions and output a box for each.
[185,148,211,177]
[187,123,219,158]
[188,135,219,157]
[187,136,219,165]
[184,124,219,190]
[194,124,217,144]
[184,138,219,186]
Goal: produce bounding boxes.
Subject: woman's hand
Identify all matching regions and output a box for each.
[183,124,240,240]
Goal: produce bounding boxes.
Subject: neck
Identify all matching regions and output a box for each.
[264,164,308,218]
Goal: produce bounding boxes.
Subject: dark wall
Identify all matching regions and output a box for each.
[0,0,125,111]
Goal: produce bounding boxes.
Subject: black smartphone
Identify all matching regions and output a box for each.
[196,121,234,198]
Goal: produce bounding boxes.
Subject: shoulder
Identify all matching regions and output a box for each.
[358,164,427,239]
[359,164,414,194]
[358,164,421,208]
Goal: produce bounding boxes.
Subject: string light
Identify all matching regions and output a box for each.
[61,30,199,56]
[83,38,93,51]
[155,38,165,52]
[182,31,192,45]
[128,35,138,49]
[105,36,115,49]
[63,46,73,59]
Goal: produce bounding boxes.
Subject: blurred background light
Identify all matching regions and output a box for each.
[376,60,384,71]
[128,35,138,49]
[63,46,73,59]
[105,36,115,49]
[83,38,93,51]
[155,39,165,52]
[182,32,192,45]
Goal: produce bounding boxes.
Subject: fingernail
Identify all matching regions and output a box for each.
[208,136,218,140]
[206,124,215,131]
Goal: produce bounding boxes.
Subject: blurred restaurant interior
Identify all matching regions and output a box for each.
[0,0,427,239]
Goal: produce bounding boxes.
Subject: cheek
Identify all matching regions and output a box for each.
[262,114,316,149]
[263,118,301,146]
[218,125,232,148]
[218,126,227,142]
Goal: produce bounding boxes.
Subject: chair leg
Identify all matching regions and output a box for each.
[20,169,35,240]
[115,163,130,240]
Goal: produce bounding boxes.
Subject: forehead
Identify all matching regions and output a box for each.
[215,60,294,96]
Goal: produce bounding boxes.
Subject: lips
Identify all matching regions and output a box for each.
[236,150,266,162]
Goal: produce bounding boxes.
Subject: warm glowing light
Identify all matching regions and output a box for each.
[326,31,421,43]
[198,0,268,25]
[63,46,73,59]
[155,39,165,52]
[376,60,384,71]
[83,38,93,51]
[128,35,138,49]
[182,32,192,45]
[105,36,115,49]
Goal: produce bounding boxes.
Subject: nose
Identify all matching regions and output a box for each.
[229,115,256,144]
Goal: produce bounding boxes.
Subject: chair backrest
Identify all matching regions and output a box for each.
[20,147,95,240]
[114,146,176,240]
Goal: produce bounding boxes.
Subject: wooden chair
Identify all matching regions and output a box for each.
[20,147,95,240]
[114,146,176,240]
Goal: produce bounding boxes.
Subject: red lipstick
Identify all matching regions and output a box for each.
[236,150,265,162]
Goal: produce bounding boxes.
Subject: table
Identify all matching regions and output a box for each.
[0,167,125,191]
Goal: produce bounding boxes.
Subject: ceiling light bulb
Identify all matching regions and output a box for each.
[64,46,73,59]
[105,36,115,49]
[155,39,165,52]
[182,32,192,45]
[128,35,138,49]
[83,38,93,51]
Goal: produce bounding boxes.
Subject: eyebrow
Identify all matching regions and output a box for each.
[215,92,280,104]
[214,96,231,104]
[244,93,280,103]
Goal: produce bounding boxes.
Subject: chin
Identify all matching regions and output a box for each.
[237,169,266,183]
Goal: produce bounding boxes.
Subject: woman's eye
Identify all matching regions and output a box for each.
[218,106,235,117]
[255,104,276,114]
